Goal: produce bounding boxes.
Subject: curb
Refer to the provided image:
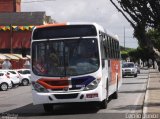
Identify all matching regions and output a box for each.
[141,69,150,118]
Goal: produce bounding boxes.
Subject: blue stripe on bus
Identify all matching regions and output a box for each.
[71,76,95,88]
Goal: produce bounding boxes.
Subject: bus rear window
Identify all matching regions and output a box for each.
[33,25,97,40]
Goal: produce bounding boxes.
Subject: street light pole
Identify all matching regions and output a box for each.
[124,26,125,50]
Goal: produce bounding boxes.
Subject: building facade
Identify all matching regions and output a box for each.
[0,0,21,12]
[0,0,54,53]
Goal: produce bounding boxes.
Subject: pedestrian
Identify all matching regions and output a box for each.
[2,59,12,69]
[23,59,30,69]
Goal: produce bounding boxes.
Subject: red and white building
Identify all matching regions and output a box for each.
[0,0,54,53]
[0,0,55,69]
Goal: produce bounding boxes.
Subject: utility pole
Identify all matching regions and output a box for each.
[124,26,125,50]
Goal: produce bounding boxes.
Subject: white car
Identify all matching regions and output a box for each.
[0,72,12,91]
[122,62,138,77]
[5,70,20,86]
[17,69,31,86]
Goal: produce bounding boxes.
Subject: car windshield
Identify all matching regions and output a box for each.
[32,38,99,77]
[122,63,135,68]
[18,70,30,74]
[8,71,16,74]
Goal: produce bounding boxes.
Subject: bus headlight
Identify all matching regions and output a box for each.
[83,78,101,91]
[32,81,49,93]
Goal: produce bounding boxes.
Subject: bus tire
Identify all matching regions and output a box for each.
[100,99,107,109]
[112,77,118,99]
[43,104,54,113]
[100,79,108,109]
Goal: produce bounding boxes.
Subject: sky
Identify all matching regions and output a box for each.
[22,0,138,48]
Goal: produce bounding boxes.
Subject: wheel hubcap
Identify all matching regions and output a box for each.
[1,84,7,90]
[23,80,28,85]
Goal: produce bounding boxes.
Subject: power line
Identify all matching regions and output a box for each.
[124,26,125,50]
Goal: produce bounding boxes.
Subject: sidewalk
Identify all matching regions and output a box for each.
[143,68,160,114]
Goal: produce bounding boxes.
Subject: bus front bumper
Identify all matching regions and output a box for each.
[32,88,103,105]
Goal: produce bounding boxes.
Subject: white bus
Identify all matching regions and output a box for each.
[31,22,122,112]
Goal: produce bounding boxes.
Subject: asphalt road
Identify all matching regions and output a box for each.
[0,69,149,119]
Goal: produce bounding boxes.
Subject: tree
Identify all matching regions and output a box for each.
[120,50,129,60]
[147,29,160,51]
[122,47,155,68]
[110,0,160,58]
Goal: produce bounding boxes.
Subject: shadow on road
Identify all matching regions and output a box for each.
[4,103,99,117]
[111,105,143,111]
[144,102,160,107]
[122,82,146,85]
[147,87,160,90]
[119,90,146,94]
[149,75,160,78]
[137,77,148,80]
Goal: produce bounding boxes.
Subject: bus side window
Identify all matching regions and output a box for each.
[107,37,110,58]
[99,35,106,68]
[101,40,107,59]
[113,39,116,59]
[112,39,115,59]
[110,38,113,58]
[116,41,119,59]
[115,41,120,59]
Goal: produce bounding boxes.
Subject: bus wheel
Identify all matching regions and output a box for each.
[112,78,118,99]
[43,104,54,113]
[100,99,107,109]
[100,79,108,109]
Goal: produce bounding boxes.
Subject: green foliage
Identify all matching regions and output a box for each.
[147,29,160,51]
[110,0,160,29]
[120,46,135,60]
[120,47,155,62]
[120,46,134,51]
[120,50,129,60]
[110,0,160,59]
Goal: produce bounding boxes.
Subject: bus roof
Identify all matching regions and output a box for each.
[36,22,104,30]
[35,22,119,41]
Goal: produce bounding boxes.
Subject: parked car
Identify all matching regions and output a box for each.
[5,70,20,87]
[122,62,138,77]
[0,72,12,91]
[17,69,31,86]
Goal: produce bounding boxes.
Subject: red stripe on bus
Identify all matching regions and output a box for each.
[37,77,69,89]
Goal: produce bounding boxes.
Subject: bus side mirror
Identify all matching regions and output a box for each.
[22,48,27,57]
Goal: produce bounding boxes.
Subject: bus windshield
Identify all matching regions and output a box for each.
[32,38,99,77]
